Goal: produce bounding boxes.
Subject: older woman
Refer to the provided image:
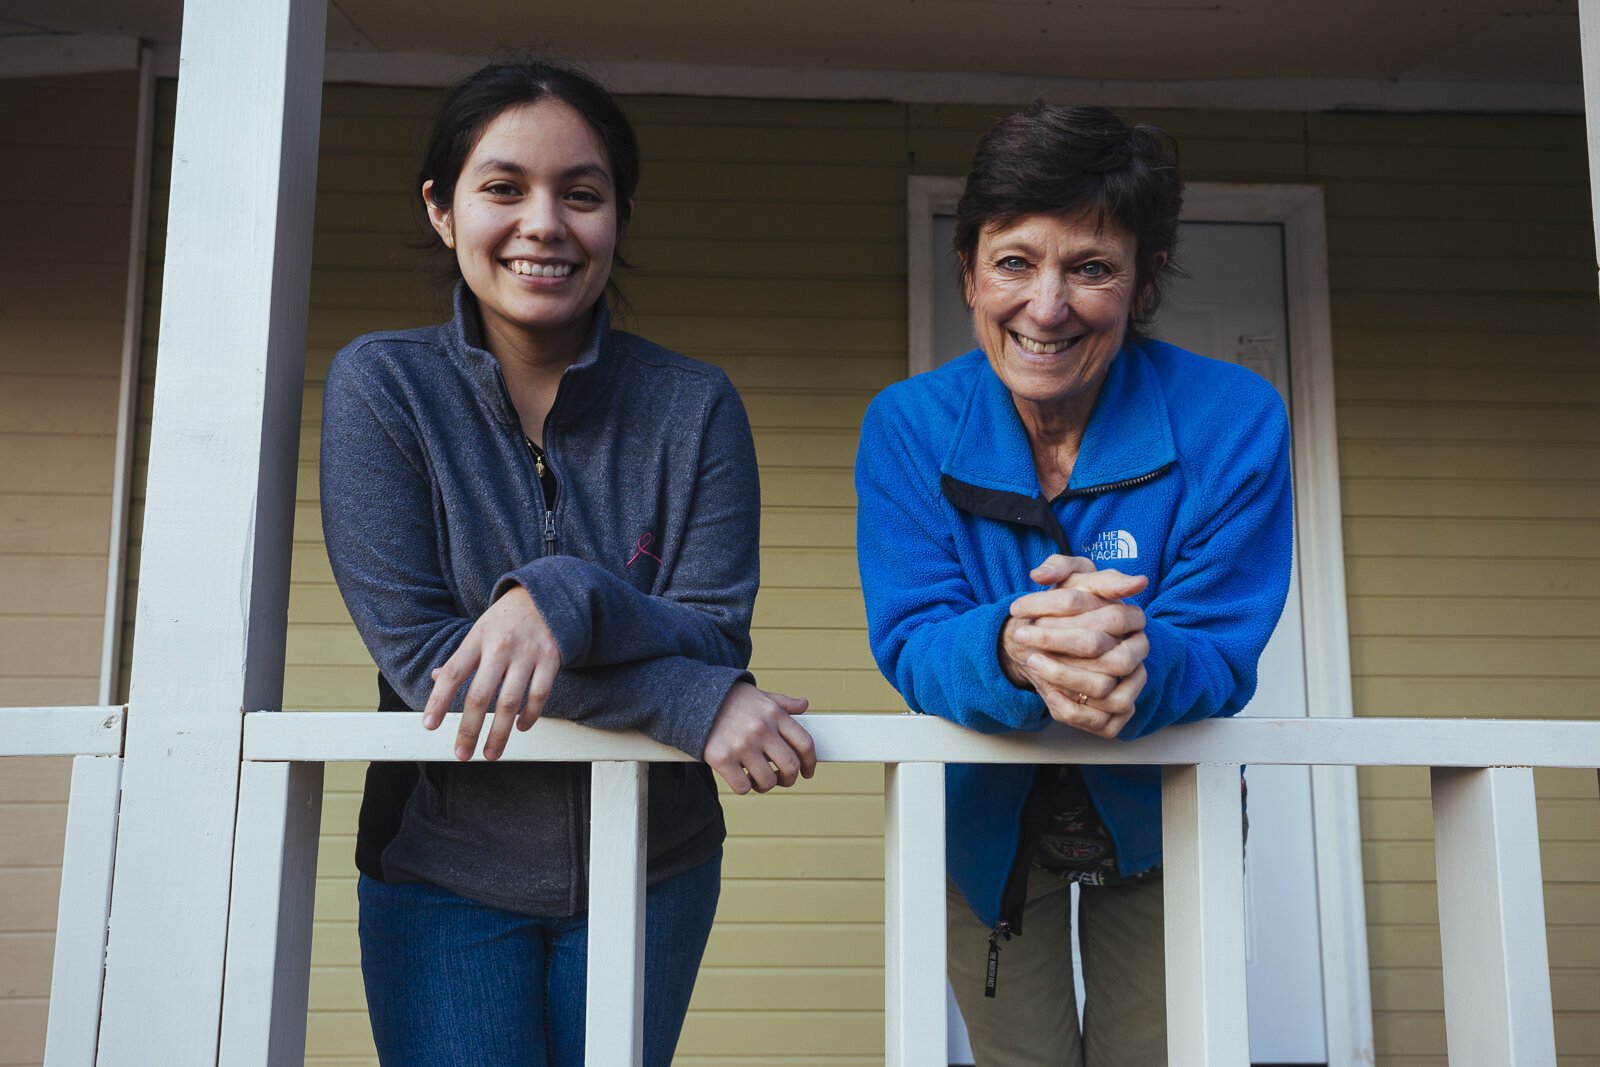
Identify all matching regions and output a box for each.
[855,104,1292,1065]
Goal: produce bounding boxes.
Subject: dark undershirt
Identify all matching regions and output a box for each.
[1030,766,1147,887]
[526,437,558,510]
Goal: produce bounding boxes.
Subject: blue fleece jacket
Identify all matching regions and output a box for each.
[855,341,1292,929]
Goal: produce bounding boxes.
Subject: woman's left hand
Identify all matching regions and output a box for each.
[422,585,562,761]
[1038,661,1148,738]
[1008,556,1151,738]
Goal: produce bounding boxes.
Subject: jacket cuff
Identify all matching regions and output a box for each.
[494,558,592,666]
[971,596,1051,729]
[1122,615,1183,740]
[650,662,753,758]
[908,597,1048,733]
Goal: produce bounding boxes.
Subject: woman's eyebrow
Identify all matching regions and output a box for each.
[560,162,613,187]
[469,158,612,186]
[470,157,526,177]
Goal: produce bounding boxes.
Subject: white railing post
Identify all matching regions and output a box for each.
[586,760,649,1066]
[883,761,947,1066]
[43,755,122,1067]
[1162,763,1250,1066]
[1431,766,1557,1066]
[218,760,325,1067]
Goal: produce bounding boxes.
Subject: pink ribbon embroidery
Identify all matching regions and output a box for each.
[627,532,663,568]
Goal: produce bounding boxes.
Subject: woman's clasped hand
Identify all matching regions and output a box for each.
[1000,554,1150,738]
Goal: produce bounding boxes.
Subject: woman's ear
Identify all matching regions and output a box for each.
[422,180,455,250]
[1135,251,1170,317]
[616,197,634,247]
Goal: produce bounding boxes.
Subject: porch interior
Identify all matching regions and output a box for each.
[1,2,1598,1064]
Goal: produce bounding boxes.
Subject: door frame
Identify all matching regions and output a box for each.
[907,176,1375,1065]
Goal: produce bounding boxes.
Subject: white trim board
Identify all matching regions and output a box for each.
[905,176,1373,1065]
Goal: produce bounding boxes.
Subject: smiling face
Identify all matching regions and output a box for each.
[963,208,1146,431]
[423,99,619,365]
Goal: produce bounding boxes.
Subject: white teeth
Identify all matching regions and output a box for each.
[1013,332,1074,355]
[508,260,574,278]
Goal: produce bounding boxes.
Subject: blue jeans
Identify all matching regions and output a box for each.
[358,851,721,1067]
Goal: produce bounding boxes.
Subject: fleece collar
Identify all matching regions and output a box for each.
[444,282,618,433]
[939,344,1177,499]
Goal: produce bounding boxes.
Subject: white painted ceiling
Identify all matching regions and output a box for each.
[0,0,1582,84]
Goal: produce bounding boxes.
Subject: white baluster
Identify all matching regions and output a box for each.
[586,760,649,1066]
[1162,763,1249,1066]
[218,760,324,1067]
[1431,766,1556,1066]
[44,755,122,1067]
[884,762,947,1066]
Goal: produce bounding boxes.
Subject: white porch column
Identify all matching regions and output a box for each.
[93,0,326,1061]
[1431,767,1557,1066]
[1583,1,1600,293]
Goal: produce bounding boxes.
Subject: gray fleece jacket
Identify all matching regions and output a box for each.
[320,286,757,915]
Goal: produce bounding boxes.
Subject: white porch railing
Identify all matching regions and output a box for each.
[7,706,1595,1067]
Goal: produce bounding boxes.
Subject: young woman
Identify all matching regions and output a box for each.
[320,59,815,1067]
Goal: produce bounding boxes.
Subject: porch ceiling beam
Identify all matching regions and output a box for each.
[244,712,1600,770]
[93,0,327,1062]
[139,43,1587,115]
[0,33,138,78]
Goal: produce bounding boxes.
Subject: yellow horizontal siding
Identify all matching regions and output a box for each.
[1320,105,1600,1062]
[0,71,136,1067]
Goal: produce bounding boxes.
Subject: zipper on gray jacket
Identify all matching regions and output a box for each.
[521,433,559,556]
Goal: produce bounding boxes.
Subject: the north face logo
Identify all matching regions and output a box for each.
[1083,530,1137,561]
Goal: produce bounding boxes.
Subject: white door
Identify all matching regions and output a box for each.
[1157,221,1327,1065]
[929,216,1327,1065]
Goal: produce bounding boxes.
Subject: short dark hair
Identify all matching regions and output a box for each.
[418,58,641,284]
[953,103,1183,342]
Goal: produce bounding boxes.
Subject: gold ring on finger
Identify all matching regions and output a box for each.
[1075,691,1090,705]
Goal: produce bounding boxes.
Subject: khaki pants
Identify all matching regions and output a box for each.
[947,868,1167,1067]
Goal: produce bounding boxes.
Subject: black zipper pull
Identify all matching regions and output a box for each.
[543,511,557,556]
[985,921,1012,998]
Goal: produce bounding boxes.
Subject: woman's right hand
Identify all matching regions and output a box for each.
[703,683,816,795]
[423,585,562,762]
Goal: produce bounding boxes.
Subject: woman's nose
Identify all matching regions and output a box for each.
[517,191,565,240]
[1026,275,1073,328]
